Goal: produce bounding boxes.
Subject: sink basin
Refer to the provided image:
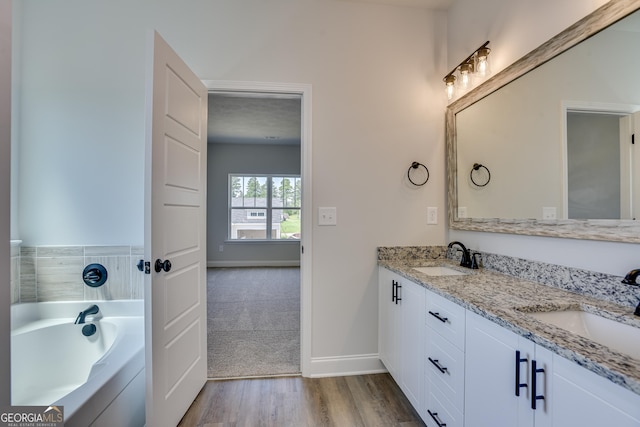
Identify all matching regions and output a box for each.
[527,310,640,359]
[412,266,469,276]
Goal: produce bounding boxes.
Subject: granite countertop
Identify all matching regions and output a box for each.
[378,258,640,396]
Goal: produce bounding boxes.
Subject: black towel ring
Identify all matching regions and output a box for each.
[408,162,429,186]
[470,163,491,187]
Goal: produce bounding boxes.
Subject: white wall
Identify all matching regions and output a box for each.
[448,0,640,277]
[447,0,609,73]
[15,0,447,366]
[0,0,11,406]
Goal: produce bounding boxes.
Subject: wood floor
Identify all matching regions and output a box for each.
[178,373,426,427]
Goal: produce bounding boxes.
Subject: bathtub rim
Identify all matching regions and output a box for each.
[11,300,144,426]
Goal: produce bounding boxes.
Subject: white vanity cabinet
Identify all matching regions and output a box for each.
[424,289,466,427]
[465,310,553,427]
[379,267,401,379]
[379,265,640,427]
[548,352,640,426]
[378,267,425,413]
[465,310,640,427]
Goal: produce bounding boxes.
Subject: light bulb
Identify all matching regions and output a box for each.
[476,47,491,78]
[459,62,474,91]
[444,75,456,100]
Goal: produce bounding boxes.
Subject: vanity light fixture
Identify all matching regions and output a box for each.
[444,41,491,101]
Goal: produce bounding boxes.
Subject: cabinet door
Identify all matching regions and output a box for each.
[549,354,640,427]
[400,279,425,413]
[378,267,401,381]
[465,311,535,427]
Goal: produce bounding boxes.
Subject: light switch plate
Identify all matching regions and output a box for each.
[318,207,337,226]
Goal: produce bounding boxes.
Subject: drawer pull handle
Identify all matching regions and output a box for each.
[391,280,402,304]
[531,359,545,410]
[392,280,397,303]
[428,357,448,374]
[427,410,447,427]
[429,311,448,323]
[515,350,528,396]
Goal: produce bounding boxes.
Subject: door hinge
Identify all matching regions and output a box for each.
[301,245,304,254]
[632,133,635,145]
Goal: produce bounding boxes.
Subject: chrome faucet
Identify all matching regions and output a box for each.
[621,269,640,316]
[74,304,100,324]
[447,241,475,269]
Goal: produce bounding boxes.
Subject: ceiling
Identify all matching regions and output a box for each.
[207,92,302,146]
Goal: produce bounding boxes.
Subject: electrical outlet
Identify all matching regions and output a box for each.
[219,245,224,252]
[427,207,438,225]
[542,207,557,220]
[318,207,337,226]
[458,207,468,218]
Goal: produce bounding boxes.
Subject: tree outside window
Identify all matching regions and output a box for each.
[229,175,301,240]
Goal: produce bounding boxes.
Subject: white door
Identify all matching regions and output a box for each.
[144,31,208,427]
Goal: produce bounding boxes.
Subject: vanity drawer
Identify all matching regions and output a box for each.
[425,380,464,427]
[426,290,465,350]
[426,326,465,411]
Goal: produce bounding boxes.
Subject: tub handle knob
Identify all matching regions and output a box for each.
[155,259,172,273]
[83,263,108,287]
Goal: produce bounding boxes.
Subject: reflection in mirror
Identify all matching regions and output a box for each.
[456,8,640,221]
[566,111,634,220]
[448,1,640,242]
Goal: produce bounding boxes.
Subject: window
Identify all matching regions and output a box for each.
[229,175,301,240]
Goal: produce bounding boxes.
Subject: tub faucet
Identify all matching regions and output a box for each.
[447,241,474,269]
[75,304,100,324]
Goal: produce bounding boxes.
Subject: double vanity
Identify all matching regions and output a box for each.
[378,246,640,426]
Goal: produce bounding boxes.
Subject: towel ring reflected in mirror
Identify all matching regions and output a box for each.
[408,161,430,186]
[470,163,491,187]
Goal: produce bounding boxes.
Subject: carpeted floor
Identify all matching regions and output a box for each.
[207,267,301,378]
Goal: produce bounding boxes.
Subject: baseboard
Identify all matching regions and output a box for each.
[306,353,387,378]
[207,260,301,268]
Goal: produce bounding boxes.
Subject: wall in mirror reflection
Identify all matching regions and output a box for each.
[456,11,640,220]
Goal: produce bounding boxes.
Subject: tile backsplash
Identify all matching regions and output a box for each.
[12,243,144,304]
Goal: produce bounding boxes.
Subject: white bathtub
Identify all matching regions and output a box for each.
[11,300,145,427]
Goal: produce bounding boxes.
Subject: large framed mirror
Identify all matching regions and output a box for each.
[447,0,640,243]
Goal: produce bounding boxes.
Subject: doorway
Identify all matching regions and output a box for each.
[563,105,640,220]
[203,81,312,377]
